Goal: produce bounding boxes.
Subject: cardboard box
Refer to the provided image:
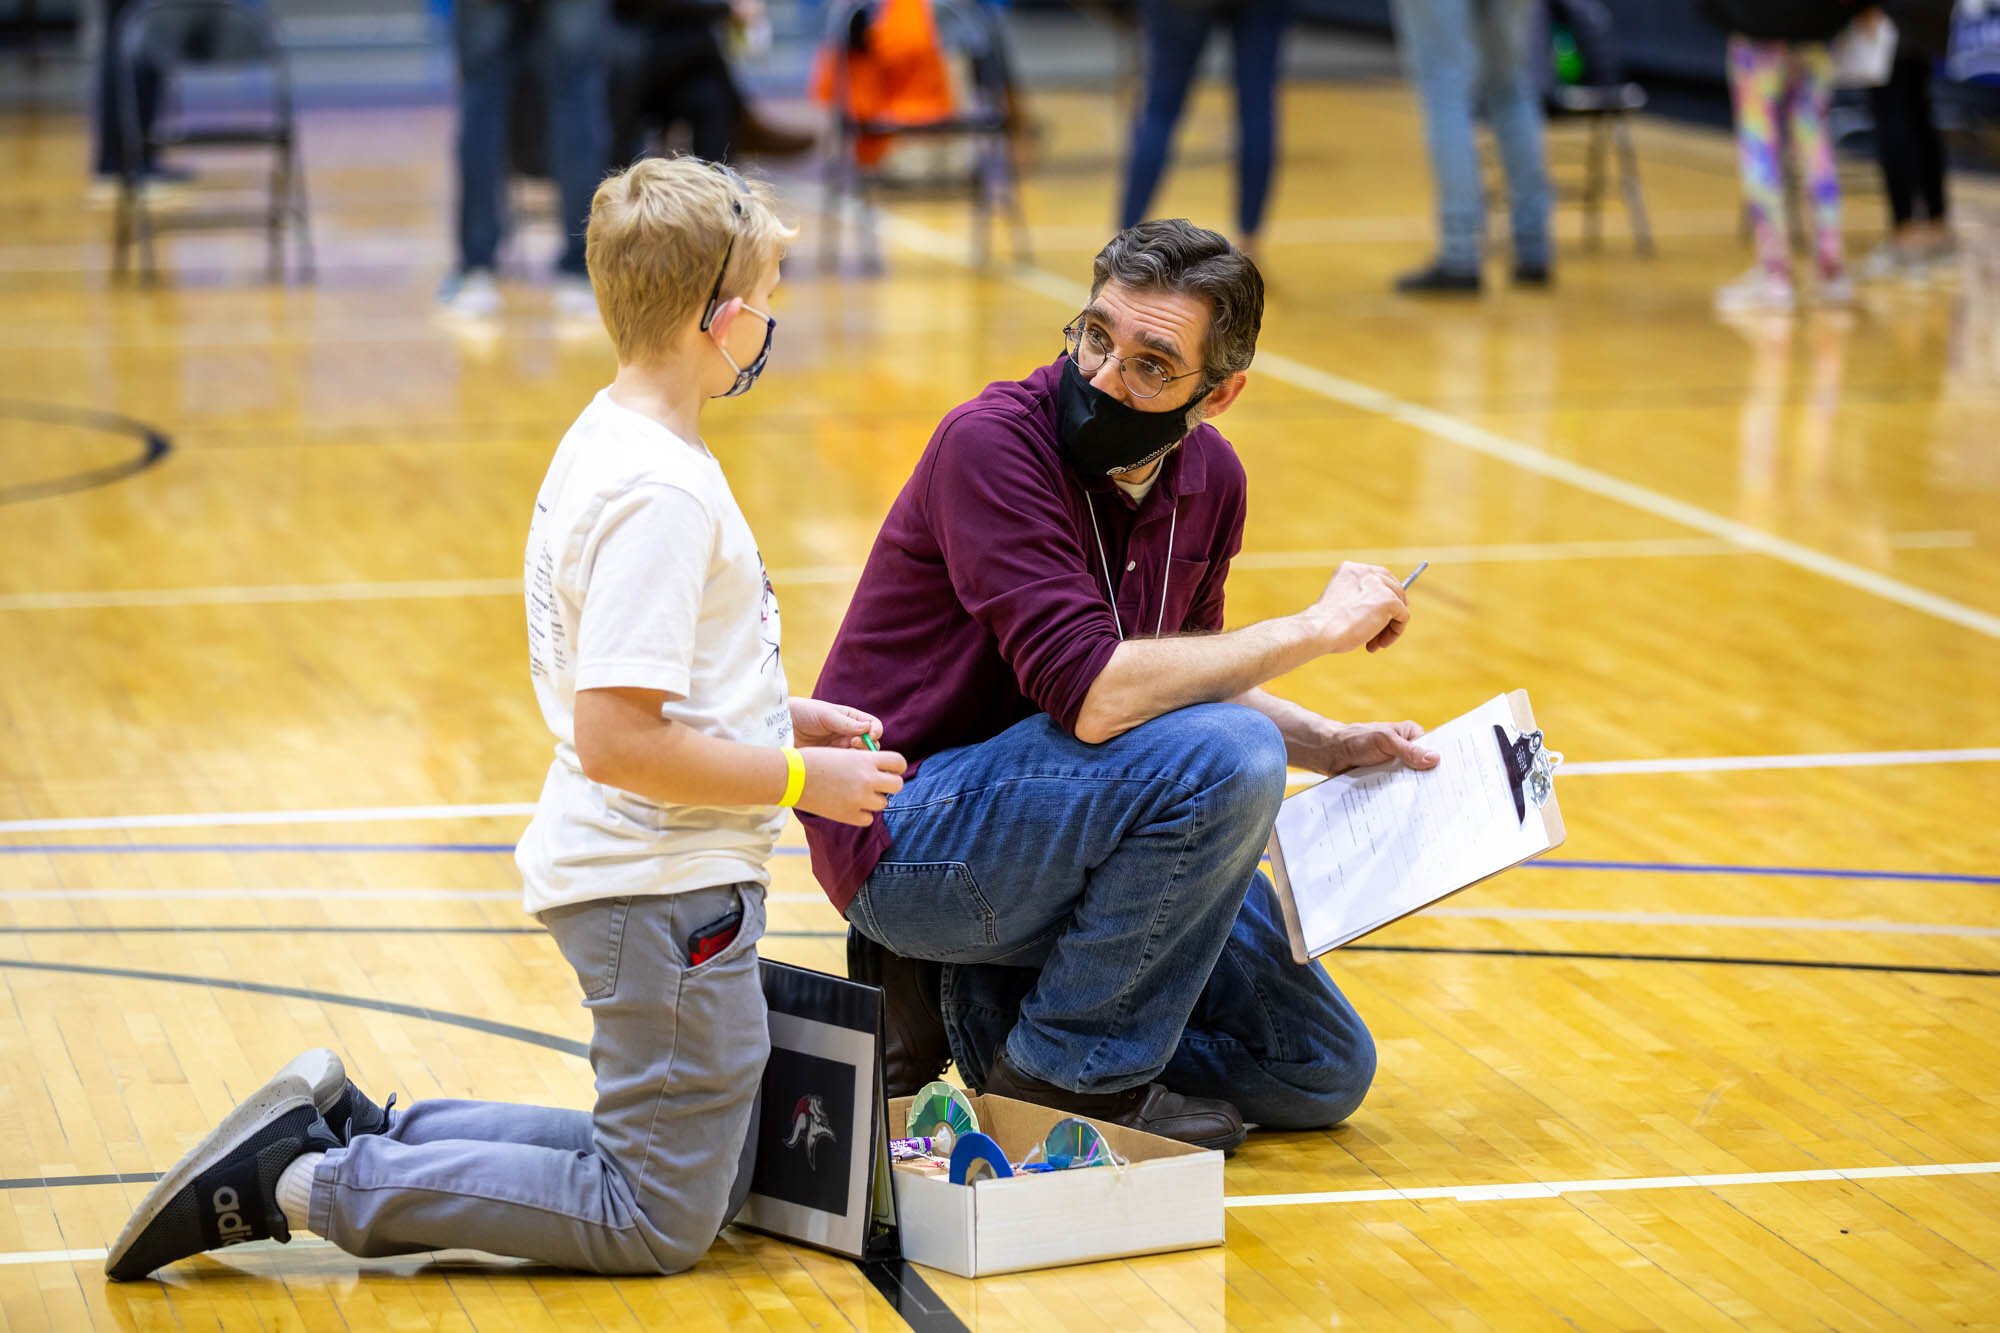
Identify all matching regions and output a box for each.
[885,1093,1223,1278]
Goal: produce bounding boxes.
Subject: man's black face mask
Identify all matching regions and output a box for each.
[1056,355,1211,478]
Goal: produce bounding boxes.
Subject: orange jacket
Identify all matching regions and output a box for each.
[813,0,957,165]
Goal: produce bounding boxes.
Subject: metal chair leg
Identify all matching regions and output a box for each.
[1583,115,1607,252]
[1614,115,1654,257]
[112,186,134,279]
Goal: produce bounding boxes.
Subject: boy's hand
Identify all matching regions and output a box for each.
[797,747,907,827]
[790,697,884,749]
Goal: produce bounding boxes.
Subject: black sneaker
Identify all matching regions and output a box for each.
[104,1075,340,1281]
[1394,261,1482,296]
[279,1048,394,1143]
[1513,261,1554,288]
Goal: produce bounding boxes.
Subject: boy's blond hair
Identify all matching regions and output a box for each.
[586,157,795,364]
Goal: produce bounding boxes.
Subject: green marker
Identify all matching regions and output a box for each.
[861,732,880,752]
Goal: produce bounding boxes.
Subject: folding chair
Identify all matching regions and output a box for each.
[111,0,314,284]
[1550,81,1654,256]
[818,0,1031,271]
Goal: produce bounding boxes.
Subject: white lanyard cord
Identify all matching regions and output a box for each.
[1084,491,1177,643]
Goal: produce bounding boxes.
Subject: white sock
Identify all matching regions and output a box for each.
[277,1153,325,1234]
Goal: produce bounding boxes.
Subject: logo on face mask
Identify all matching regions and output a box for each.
[1055,355,1210,477]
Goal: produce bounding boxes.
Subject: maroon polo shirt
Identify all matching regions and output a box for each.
[800,357,1249,914]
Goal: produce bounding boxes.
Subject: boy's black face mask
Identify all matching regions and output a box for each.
[1055,355,1211,477]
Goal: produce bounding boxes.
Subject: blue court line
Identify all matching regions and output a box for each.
[0,841,1992,886]
[1530,860,2000,886]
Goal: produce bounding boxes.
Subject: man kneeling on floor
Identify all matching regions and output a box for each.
[804,219,1440,1153]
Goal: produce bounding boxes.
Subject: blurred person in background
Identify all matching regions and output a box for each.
[1117,0,1295,264]
[441,0,610,321]
[1860,1,1957,281]
[90,0,179,196]
[607,0,815,166]
[1389,0,1553,295]
[1701,0,1863,313]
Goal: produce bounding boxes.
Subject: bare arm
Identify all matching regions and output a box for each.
[575,687,906,826]
[1072,561,1412,744]
[1234,686,1440,774]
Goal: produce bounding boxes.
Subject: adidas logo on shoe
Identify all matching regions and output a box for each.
[212,1185,255,1247]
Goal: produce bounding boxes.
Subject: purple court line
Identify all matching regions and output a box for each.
[0,842,1993,886]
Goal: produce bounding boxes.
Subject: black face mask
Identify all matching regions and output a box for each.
[713,307,774,399]
[1056,355,1211,478]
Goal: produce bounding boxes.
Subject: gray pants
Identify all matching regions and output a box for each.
[308,884,769,1274]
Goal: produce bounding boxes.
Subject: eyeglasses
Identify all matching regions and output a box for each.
[1064,316,1205,400]
[698,161,776,395]
[700,161,753,333]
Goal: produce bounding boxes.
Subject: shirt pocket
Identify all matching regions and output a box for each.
[1161,556,1212,635]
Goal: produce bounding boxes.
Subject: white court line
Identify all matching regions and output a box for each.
[0,1248,107,1268]
[1225,1160,2000,1209]
[3,747,1995,836]
[2,1161,1993,1266]
[0,890,1986,937]
[1426,906,2000,939]
[0,888,828,906]
[0,533,1974,613]
[1557,747,2000,776]
[0,802,537,832]
[882,215,2000,644]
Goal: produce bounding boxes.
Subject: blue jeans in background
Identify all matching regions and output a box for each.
[1119,0,1293,239]
[1390,0,1551,271]
[454,0,609,277]
[846,704,1377,1130]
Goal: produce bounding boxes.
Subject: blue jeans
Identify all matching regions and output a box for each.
[846,704,1377,1130]
[454,0,609,276]
[1390,0,1551,269]
[310,885,768,1273]
[1119,0,1292,237]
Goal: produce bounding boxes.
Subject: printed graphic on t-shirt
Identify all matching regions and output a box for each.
[758,553,782,677]
[527,533,562,682]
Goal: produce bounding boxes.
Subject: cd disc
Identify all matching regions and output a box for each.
[948,1131,1015,1185]
[1042,1116,1112,1169]
[906,1080,979,1142]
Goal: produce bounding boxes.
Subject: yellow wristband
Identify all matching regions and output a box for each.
[778,747,807,808]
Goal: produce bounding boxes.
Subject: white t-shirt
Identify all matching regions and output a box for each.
[516,389,792,915]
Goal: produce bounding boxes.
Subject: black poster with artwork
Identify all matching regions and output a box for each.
[735,960,899,1261]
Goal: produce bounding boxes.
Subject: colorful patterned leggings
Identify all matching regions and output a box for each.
[1727,36,1843,280]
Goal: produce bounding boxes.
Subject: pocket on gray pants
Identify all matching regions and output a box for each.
[542,896,633,1002]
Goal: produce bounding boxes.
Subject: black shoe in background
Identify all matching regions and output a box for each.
[979,1050,1248,1154]
[1393,261,1482,295]
[847,927,951,1097]
[1513,261,1554,288]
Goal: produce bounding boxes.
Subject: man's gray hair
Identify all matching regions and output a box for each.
[1089,220,1264,383]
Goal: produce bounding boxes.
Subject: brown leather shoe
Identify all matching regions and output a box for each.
[979,1051,1247,1154]
[847,927,950,1097]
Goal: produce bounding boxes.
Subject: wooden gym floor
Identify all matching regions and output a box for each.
[1,69,1998,1331]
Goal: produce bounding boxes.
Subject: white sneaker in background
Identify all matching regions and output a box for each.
[438,269,502,320]
[553,276,598,321]
[1714,269,1797,315]
[1858,244,1910,283]
[1816,271,1856,307]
